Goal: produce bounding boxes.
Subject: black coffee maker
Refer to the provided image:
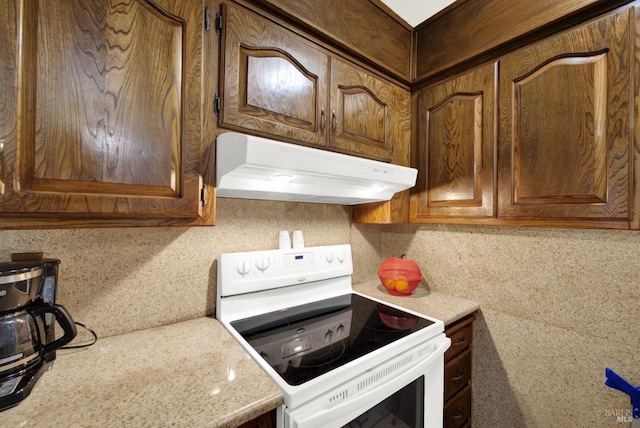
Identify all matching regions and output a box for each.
[0,259,77,411]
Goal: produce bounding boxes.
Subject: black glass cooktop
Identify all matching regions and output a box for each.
[231,293,434,385]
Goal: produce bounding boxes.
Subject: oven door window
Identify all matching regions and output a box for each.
[343,376,425,428]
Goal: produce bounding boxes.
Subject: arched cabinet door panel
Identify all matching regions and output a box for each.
[219,3,409,164]
[0,0,204,221]
[220,2,328,147]
[329,58,407,162]
[497,8,632,222]
[413,62,497,220]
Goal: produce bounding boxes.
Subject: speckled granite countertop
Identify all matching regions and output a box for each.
[2,317,283,428]
[2,287,477,427]
[353,279,480,326]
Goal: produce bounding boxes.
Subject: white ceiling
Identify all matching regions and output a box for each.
[380,0,457,27]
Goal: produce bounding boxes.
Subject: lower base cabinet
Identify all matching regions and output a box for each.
[444,314,475,428]
[444,384,472,428]
[237,410,276,428]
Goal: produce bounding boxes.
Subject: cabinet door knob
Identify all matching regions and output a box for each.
[320,108,326,135]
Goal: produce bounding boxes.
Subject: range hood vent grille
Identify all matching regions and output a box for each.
[215,132,417,205]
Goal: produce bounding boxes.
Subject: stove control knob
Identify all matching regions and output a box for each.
[325,329,334,342]
[257,257,270,272]
[337,251,346,264]
[336,324,345,336]
[237,260,251,276]
[326,251,335,264]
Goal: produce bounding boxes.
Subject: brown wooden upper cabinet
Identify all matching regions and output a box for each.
[329,58,406,162]
[219,2,408,162]
[497,8,632,227]
[413,6,634,229]
[413,62,497,222]
[219,2,329,148]
[0,0,207,227]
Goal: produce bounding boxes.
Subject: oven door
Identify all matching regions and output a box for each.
[282,333,450,428]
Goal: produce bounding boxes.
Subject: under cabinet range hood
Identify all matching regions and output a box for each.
[216,132,417,205]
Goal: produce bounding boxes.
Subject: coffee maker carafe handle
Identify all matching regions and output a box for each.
[31,304,78,354]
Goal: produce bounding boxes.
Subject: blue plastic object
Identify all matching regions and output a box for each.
[605,368,640,419]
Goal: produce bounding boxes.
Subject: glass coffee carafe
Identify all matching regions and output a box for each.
[0,261,77,411]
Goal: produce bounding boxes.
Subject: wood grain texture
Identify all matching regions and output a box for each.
[416,0,630,81]
[498,8,632,222]
[348,60,412,222]
[633,5,640,229]
[221,3,411,162]
[350,88,411,223]
[428,95,480,203]
[351,189,410,224]
[0,0,16,202]
[0,0,204,225]
[250,0,413,82]
[33,0,180,191]
[412,62,497,220]
[220,2,328,147]
[512,54,608,205]
[178,0,218,227]
[244,54,315,126]
[330,58,408,162]
[186,0,218,227]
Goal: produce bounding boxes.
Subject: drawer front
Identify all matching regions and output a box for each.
[444,385,472,428]
[445,322,472,361]
[445,348,472,401]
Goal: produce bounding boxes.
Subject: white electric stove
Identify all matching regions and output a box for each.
[216,244,449,428]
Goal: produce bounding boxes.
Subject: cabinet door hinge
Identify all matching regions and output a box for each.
[204,6,211,31]
[215,11,223,36]
[214,93,220,116]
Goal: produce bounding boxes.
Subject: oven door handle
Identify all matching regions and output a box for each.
[286,334,451,428]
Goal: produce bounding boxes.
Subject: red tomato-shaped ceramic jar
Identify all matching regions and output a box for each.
[377,255,422,296]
